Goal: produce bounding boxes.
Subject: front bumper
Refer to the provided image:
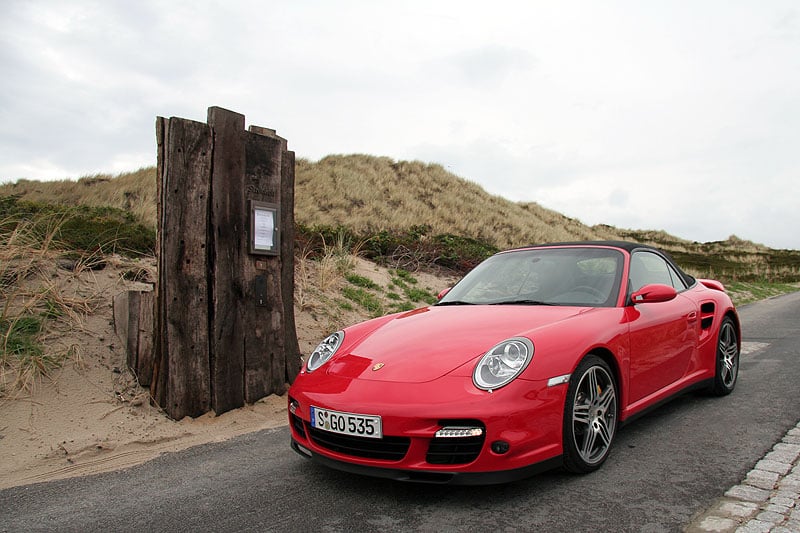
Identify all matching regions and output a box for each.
[287,375,567,484]
[291,438,563,485]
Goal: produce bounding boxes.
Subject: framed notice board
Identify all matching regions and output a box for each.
[249,200,280,256]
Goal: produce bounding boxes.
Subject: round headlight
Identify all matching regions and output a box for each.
[473,337,534,391]
[306,331,344,372]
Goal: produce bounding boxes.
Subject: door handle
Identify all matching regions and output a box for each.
[686,311,697,323]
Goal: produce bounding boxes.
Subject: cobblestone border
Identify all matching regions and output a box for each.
[686,422,800,532]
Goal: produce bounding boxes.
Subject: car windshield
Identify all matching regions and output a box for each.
[438,247,624,307]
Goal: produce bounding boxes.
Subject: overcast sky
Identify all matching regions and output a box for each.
[2,1,798,249]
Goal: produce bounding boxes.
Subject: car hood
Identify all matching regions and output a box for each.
[324,305,594,383]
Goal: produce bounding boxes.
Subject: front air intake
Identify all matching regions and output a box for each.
[426,421,486,465]
[307,427,411,461]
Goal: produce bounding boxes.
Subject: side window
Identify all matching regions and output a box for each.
[667,265,688,290]
[629,252,676,292]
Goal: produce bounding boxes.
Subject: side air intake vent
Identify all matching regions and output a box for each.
[700,302,715,330]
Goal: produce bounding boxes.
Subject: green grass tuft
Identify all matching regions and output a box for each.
[1,316,44,358]
[341,286,384,317]
[403,287,437,305]
[345,274,381,290]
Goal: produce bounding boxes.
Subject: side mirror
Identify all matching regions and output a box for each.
[631,283,678,304]
[437,288,451,300]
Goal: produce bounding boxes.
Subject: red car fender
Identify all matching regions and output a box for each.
[514,308,632,413]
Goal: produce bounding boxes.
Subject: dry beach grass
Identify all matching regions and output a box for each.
[0,237,453,489]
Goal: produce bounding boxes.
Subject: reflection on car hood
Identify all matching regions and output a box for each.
[325,305,591,383]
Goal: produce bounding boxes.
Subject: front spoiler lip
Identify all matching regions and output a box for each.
[291,438,563,486]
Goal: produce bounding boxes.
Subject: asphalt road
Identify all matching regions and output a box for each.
[2,292,799,533]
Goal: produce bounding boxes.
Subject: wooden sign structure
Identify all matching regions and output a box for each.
[153,106,300,420]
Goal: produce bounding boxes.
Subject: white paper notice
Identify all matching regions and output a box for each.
[253,208,275,250]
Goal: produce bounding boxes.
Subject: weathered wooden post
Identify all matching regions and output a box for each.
[152,106,300,420]
[112,290,154,386]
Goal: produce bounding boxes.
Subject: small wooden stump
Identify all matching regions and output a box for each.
[113,290,154,387]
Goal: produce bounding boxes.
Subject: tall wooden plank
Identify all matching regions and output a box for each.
[207,107,247,414]
[153,117,168,407]
[242,128,286,400]
[161,117,213,419]
[249,126,300,387]
[281,149,301,382]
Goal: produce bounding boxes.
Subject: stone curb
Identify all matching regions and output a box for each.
[685,421,800,533]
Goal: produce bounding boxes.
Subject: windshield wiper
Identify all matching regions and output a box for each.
[436,300,476,306]
[490,299,556,306]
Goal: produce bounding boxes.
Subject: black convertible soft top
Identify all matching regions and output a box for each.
[526,240,658,253]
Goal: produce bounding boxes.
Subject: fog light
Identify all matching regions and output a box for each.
[491,440,510,454]
[289,400,299,415]
[435,427,484,438]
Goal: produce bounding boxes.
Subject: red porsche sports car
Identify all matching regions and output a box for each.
[288,241,740,484]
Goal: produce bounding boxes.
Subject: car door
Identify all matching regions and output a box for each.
[626,251,698,404]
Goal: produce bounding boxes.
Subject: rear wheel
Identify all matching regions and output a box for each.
[710,316,739,396]
[563,355,618,473]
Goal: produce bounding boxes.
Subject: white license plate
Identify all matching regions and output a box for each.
[310,406,382,439]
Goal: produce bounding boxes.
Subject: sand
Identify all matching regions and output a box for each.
[0,255,452,489]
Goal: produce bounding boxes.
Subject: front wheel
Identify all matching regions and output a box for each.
[563,355,618,473]
[709,316,739,396]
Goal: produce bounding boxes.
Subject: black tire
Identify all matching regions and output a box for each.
[709,316,739,396]
[563,355,618,474]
